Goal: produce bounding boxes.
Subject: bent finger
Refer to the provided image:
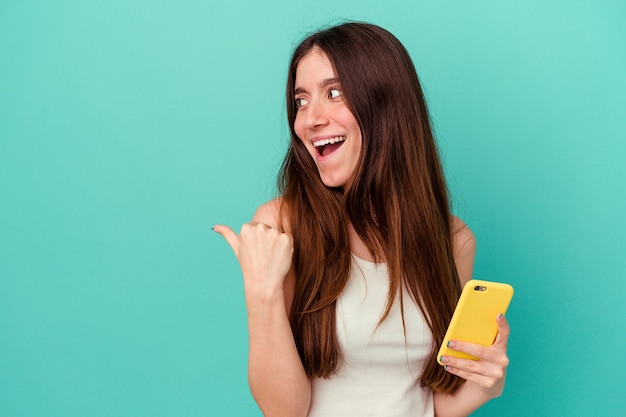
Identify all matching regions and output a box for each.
[212,224,240,256]
[249,221,272,230]
[446,340,490,361]
[493,313,511,346]
[444,363,504,390]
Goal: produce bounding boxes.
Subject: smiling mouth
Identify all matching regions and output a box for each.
[313,136,346,157]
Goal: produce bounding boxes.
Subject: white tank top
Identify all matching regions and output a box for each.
[307,254,434,417]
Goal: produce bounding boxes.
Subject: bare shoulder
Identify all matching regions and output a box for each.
[451,216,476,252]
[450,216,476,286]
[251,198,284,228]
[252,197,288,230]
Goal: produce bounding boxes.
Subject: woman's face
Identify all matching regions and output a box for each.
[293,47,362,188]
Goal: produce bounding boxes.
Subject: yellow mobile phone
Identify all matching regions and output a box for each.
[437,279,514,365]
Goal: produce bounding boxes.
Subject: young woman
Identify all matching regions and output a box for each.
[214,22,510,417]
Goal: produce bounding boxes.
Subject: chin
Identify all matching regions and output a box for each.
[319,173,348,189]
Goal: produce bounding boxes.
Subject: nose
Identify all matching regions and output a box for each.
[303,99,329,129]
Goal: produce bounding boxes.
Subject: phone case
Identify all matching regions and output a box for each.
[437,279,514,365]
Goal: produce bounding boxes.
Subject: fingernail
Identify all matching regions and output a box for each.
[447,341,456,349]
[498,313,503,319]
[444,365,449,371]
[440,355,448,363]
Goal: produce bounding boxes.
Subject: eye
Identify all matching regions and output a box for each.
[329,88,342,99]
[295,97,309,108]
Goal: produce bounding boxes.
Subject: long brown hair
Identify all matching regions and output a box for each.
[278,22,463,394]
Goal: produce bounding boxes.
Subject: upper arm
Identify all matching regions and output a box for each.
[251,197,296,312]
[451,216,476,287]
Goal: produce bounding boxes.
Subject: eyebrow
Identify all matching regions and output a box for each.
[294,77,341,95]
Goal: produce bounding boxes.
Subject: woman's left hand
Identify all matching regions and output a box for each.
[439,314,510,399]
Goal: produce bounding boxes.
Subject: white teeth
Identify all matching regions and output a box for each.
[312,136,346,148]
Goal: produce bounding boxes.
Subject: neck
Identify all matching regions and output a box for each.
[348,222,383,262]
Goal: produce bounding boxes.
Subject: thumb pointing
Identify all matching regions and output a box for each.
[212,224,240,256]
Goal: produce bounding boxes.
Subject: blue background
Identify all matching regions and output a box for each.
[1,1,625,415]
